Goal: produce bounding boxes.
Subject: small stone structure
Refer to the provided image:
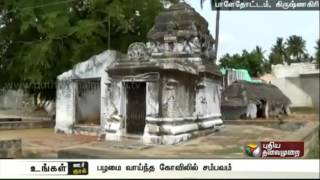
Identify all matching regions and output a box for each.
[55,2,223,144]
[55,50,125,134]
[221,81,291,120]
[104,2,223,144]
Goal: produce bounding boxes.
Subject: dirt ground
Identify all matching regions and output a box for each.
[0,128,98,158]
[0,112,318,158]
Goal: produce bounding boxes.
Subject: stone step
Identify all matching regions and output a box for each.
[73,125,101,136]
[122,134,142,141]
[0,118,22,122]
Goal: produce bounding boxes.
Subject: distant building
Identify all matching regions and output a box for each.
[221,68,262,88]
[221,81,291,120]
[271,63,319,109]
[271,63,319,78]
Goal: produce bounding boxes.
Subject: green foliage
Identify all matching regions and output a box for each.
[269,35,311,65]
[220,35,315,77]
[269,37,287,65]
[0,0,168,98]
[219,46,267,77]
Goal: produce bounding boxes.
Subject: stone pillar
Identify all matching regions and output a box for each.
[55,80,76,134]
[143,82,161,144]
[105,81,125,141]
[146,82,159,117]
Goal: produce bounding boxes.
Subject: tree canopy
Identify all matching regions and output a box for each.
[219,35,316,78]
[219,46,267,77]
[0,0,175,98]
[269,35,311,65]
[286,35,307,63]
[269,37,287,65]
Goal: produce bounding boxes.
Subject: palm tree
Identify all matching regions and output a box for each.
[254,46,265,57]
[201,0,220,60]
[275,38,287,61]
[286,35,306,63]
[269,37,287,65]
[251,46,267,76]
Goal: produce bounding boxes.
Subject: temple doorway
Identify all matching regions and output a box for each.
[125,82,146,134]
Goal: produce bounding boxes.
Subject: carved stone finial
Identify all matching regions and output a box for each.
[127,42,148,61]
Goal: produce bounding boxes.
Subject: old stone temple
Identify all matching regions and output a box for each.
[55,2,223,144]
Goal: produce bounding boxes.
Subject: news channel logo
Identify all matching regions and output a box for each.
[243,141,304,158]
[244,143,261,157]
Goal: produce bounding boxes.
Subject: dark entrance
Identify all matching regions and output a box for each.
[257,99,267,118]
[126,82,146,134]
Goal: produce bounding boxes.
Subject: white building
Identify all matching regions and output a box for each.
[271,63,319,108]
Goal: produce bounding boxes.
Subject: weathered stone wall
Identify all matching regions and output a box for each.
[300,74,319,110]
[104,74,223,144]
[271,62,319,109]
[142,74,222,145]
[161,74,195,118]
[272,63,319,78]
[0,89,35,112]
[103,72,222,144]
[196,77,221,117]
[271,74,319,108]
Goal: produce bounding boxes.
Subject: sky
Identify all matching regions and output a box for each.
[185,0,320,60]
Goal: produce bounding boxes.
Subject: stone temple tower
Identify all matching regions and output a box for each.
[104,2,223,144]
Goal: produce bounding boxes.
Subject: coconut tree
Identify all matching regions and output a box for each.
[286,35,306,63]
[269,37,287,65]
